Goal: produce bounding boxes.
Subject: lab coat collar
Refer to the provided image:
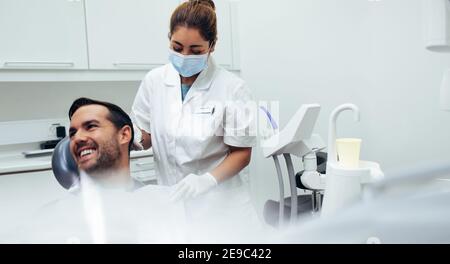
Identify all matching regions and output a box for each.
[164,56,217,91]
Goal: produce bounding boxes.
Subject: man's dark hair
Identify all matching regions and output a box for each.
[68,97,134,152]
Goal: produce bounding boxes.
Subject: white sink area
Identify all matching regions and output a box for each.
[0,153,52,175]
[0,149,153,175]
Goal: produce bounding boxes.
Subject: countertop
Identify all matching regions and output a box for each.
[0,149,153,175]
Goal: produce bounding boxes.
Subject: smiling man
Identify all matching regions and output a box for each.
[68,97,135,188]
[0,98,190,243]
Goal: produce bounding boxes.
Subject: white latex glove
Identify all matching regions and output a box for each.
[170,173,218,202]
[132,124,144,151]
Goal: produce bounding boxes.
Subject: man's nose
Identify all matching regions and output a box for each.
[72,130,89,145]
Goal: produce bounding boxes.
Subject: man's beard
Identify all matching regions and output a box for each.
[85,139,121,176]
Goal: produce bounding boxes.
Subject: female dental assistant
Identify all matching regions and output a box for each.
[131,0,257,222]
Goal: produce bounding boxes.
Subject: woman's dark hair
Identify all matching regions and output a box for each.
[68,97,134,152]
[169,0,217,48]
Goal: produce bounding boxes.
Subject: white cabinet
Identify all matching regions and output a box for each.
[0,170,67,232]
[85,0,180,70]
[0,0,88,70]
[0,0,239,80]
[214,0,234,69]
[130,156,157,184]
[85,0,238,70]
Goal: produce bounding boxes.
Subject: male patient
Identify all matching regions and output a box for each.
[68,97,142,190]
[3,98,186,243]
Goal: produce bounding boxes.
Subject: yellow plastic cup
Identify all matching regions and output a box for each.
[336,138,362,169]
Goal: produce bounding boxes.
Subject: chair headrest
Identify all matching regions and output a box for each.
[51,137,80,190]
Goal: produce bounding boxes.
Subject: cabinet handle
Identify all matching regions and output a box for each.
[113,63,162,69]
[4,62,75,68]
[135,162,152,167]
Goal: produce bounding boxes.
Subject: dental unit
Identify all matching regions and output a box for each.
[261,104,384,227]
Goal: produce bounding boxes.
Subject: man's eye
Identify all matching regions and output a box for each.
[192,50,203,55]
[87,124,97,130]
[173,47,182,52]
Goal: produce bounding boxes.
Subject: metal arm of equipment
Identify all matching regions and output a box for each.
[262,104,325,226]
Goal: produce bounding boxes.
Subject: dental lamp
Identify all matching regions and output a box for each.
[424,0,450,52]
[423,0,450,110]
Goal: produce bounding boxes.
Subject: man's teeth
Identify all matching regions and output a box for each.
[80,149,95,157]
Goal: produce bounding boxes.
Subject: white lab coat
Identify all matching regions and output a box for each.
[131,57,261,233]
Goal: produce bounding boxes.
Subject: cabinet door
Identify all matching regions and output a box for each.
[0,170,67,233]
[131,156,157,184]
[0,0,88,69]
[85,0,180,70]
[214,0,234,69]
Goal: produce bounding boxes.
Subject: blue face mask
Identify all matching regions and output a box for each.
[169,49,209,77]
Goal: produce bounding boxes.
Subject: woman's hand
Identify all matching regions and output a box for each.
[169,146,252,202]
[170,173,218,202]
[132,125,152,150]
[132,125,144,150]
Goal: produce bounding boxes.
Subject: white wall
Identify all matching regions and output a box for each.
[0,81,139,122]
[238,0,450,212]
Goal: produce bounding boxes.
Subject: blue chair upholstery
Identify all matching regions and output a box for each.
[51,137,80,190]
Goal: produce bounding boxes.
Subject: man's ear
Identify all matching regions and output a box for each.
[118,125,132,147]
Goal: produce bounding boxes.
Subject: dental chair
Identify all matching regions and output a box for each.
[51,137,152,191]
[51,137,80,191]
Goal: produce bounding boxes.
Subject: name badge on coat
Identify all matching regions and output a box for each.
[194,106,215,115]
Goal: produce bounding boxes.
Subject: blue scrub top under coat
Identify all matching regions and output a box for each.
[181,83,191,102]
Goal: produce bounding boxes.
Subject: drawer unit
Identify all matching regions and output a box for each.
[130,156,157,184]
